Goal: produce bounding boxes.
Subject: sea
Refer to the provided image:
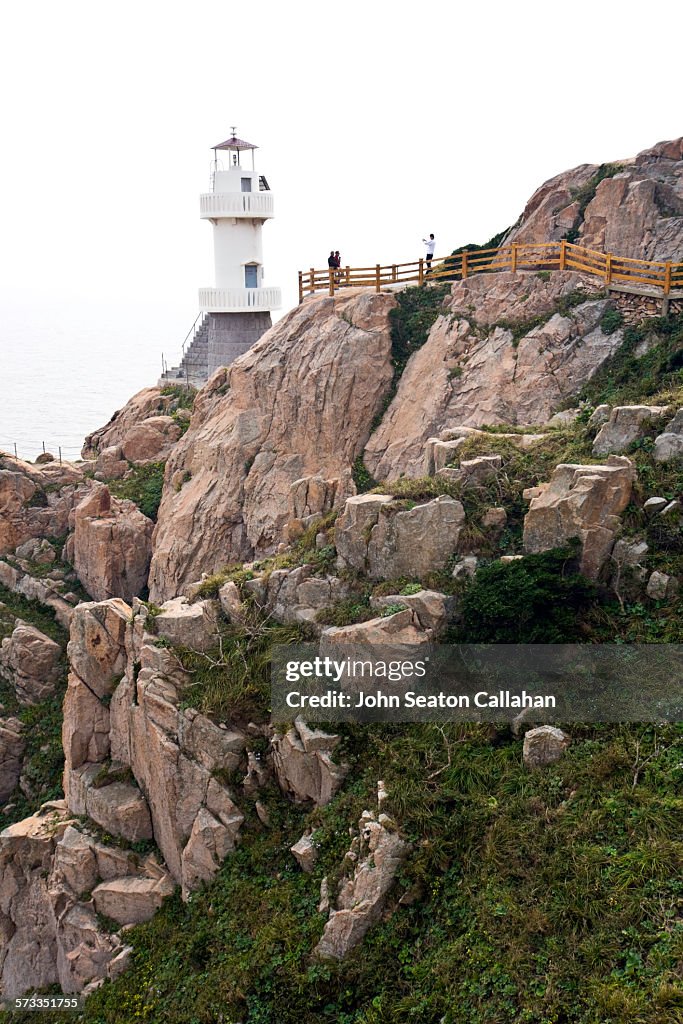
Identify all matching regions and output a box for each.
[1,294,192,463]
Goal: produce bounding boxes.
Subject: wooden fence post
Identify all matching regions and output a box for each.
[298,271,303,304]
[559,240,566,272]
[310,268,315,294]
[462,252,468,280]
[664,262,672,296]
[345,266,350,286]
[375,265,381,292]
[329,268,335,297]
[418,258,424,285]
[392,265,397,282]
[511,244,518,273]
[605,253,612,286]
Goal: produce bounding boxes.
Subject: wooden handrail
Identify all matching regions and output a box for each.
[298,241,683,302]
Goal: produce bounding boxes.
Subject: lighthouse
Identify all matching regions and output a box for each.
[161,131,280,385]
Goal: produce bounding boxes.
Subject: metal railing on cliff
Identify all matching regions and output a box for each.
[298,241,683,303]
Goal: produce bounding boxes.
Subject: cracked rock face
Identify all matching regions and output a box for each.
[240,563,350,633]
[271,718,348,807]
[70,486,154,604]
[0,804,173,997]
[522,456,636,578]
[335,494,466,580]
[60,599,247,897]
[0,454,88,558]
[320,608,431,650]
[314,811,410,960]
[149,290,395,601]
[592,406,671,456]
[505,137,683,261]
[364,271,621,480]
[653,408,683,463]
[0,621,63,705]
[370,589,454,634]
[81,386,180,460]
[0,717,25,803]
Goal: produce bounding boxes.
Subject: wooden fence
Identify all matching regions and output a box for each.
[298,241,683,302]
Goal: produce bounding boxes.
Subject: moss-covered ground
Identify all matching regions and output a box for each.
[25,720,681,1024]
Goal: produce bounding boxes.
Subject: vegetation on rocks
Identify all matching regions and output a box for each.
[0,584,68,826]
[160,383,197,410]
[5,143,683,1021]
[369,284,450,433]
[493,287,605,347]
[108,460,166,521]
[30,718,682,1024]
[169,619,309,722]
[450,542,597,643]
[578,311,683,406]
[562,162,625,242]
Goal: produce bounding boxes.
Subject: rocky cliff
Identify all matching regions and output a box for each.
[505,136,683,259]
[148,290,395,601]
[1,137,682,1019]
[363,270,619,479]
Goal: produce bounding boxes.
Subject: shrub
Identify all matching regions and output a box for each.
[173,619,308,720]
[454,542,598,642]
[600,305,625,335]
[352,455,377,494]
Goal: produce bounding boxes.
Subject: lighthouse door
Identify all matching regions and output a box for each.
[245,265,258,288]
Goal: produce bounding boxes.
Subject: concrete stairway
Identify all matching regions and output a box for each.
[160,316,210,388]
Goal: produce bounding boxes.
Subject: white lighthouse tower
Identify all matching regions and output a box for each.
[162,130,280,385]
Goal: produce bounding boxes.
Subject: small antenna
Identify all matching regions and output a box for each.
[230,126,237,139]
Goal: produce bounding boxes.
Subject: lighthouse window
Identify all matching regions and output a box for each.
[241,177,252,193]
[245,265,258,288]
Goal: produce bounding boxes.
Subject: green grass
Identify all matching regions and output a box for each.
[167,618,310,721]
[33,720,682,1024]
[108,461,166,521]
[315,593,374,627]
[600,305,625,336]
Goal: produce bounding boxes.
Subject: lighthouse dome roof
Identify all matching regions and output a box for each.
[212,134,258,151]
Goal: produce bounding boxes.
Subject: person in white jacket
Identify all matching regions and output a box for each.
[422,234,435,272]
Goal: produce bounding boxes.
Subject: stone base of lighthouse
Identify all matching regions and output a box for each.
[206,311,272,377]
[159,311,273,388]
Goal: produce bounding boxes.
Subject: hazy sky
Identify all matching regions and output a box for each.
[2,0,682,354]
